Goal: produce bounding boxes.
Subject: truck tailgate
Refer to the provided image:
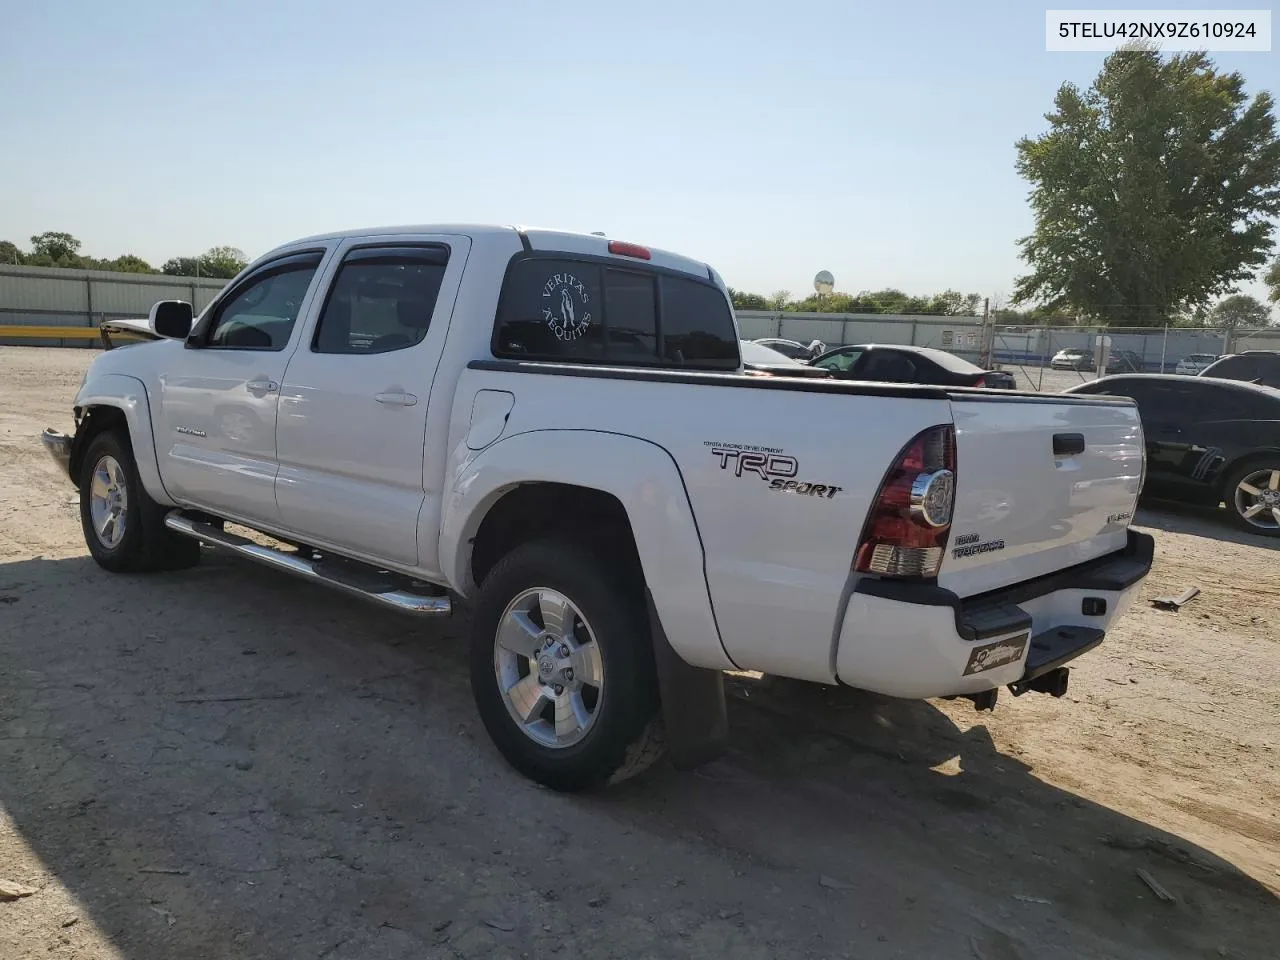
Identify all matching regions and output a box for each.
[939,394,1144,598]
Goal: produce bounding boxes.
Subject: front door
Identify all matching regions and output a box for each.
[274,236,470,568]
[1124,380,1213,496]
[155,248,330,526]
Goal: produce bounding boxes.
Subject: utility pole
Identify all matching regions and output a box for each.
[979,296,993,368]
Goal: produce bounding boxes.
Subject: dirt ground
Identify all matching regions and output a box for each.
[1,345,1277,960]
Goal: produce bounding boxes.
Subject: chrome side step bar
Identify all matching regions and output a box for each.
[164,511,452,616]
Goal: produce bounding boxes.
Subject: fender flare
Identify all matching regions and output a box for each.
[74,374,175,506]
[440,428,733,672]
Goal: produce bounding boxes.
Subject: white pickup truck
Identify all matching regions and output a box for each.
[41,224,1153,791]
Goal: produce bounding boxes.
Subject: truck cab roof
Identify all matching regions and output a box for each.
[281,224,717,284]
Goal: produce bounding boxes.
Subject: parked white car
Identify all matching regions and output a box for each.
[41,224,1153,791]
[1050,347,1094,371]
[1175,353,1221,375]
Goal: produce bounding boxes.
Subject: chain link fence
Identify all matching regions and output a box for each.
[990,324,1280,391]
[738,309,1280,392]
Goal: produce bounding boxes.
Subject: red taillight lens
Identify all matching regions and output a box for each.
[972,375,986,388]
[607,240,651,260]
[854,424,956,579]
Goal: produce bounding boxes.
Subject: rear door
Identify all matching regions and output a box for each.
[274,235,470,567]
[155,248,330,525]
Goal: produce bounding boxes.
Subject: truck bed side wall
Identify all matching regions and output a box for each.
[443,367,955,682]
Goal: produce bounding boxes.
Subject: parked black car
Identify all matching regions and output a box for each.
[810,343,1016,389]
[1105,349,1145,373]
[1199,350,1280,389]
[1066,374,1280,536]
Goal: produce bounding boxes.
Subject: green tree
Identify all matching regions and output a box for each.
[1266,258,1280,304]
[162,247,248,278]
[109,254,157,274]
[29,231,83,266]
[728,287,769,310]
[0,240,22,265]
[1210,293,1272,329]
[161,256,200,277]
[200,246,248,279]
[1014,49,1280,326]
[768,290,791,311]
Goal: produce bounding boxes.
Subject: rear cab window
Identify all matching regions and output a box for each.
[492,255,739,370]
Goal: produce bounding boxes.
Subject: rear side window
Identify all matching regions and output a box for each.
[313,245,449,355]
[860,350,918,382]
[493,256,737,370]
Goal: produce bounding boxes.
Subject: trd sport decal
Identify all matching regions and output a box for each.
[705,441,843,498]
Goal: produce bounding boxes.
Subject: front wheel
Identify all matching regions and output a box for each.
[1225,461,1280,537]
[78,430,202,572]
[469,540,664,792]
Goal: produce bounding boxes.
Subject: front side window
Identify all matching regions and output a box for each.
[814,348,863,372]
[313,246,449,355]
[493,256,739,370]
[206,252,322,350]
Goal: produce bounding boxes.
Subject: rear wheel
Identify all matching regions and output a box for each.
[469,540,664,792]
[79,430,202,571]
[1225,461,1280,537]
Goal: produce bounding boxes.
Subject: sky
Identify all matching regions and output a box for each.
[1,0,1277,311]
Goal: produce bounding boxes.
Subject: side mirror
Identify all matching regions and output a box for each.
[149,300,193,340]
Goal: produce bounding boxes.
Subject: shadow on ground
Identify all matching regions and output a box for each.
[1136,499,1280,549]
[1,553,1275,960]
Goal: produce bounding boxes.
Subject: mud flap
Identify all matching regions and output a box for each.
[646,590,728,770]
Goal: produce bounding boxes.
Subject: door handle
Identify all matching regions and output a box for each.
[375,392,418,407]
[1053,433,1085,456]
[246,379,278,392]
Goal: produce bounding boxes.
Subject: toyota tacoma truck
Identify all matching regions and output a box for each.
[40,224,1153,791]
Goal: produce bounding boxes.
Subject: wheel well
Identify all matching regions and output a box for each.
[1216,451,1280,498]
[69,405,129,484]
[470,483,643,589]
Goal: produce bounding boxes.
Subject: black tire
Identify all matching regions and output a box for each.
[79,429,202,572]
[469,540,664,792]
[1223,459,1280,537]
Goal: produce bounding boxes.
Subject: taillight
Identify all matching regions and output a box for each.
[854,424,956,580]
[972,375,986,388]
[607,240,651,260]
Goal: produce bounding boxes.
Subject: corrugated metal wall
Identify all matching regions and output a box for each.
[735,311,988,360]
[0,264,227,347]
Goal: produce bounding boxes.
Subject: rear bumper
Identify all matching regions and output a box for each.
[41,428,74,481]
[835,530,1154,699]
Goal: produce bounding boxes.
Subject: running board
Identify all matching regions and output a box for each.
[163,511,452,616]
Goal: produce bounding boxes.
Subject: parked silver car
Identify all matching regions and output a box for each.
[1174,353,1222,375]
